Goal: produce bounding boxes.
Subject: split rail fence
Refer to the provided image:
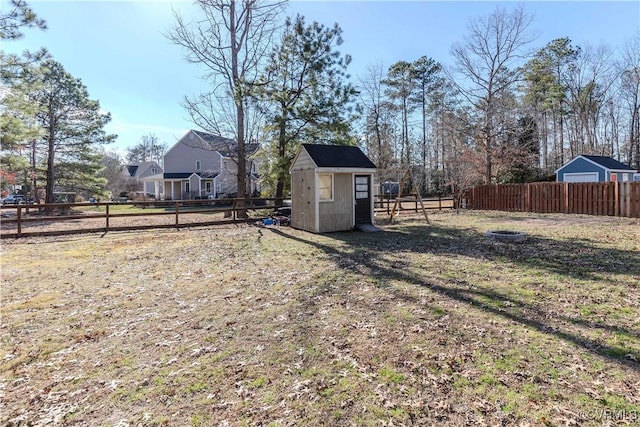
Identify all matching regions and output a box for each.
[0,198,281,239]
[465,182,640,218]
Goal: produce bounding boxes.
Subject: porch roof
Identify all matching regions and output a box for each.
[163,172,220,179]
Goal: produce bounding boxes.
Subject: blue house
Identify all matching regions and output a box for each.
[555,155,637,183]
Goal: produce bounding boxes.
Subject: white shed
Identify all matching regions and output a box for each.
[289,144,377,233]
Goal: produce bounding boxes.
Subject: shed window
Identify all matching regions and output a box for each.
[196,160,201,171]
[318,173,333,201]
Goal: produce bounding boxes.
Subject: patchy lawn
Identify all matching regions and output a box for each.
[1,211,639,426]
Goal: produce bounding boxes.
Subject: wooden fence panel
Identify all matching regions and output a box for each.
[465,182,640,218]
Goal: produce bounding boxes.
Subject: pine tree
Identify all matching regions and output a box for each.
[20,60,115,203]
[254,15,358,200]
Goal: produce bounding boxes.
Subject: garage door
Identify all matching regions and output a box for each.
[563,172,599,182]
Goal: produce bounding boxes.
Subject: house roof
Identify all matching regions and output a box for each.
[581,155,636,171]
[302,144,376,169]
[191,130,260,157]
[123,161,160,178]
[126,165,139,177]
[556,155,637,173]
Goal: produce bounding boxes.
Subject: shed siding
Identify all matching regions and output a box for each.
[557,158,605,182]
[290,149,316,171]
[291,169,316,232]
[318,173,353,233]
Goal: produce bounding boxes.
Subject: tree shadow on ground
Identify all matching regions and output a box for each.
[266,225,639,370]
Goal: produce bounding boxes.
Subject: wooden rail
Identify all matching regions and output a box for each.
[465,182,640,218]
[374,195,454,215]
[0,198,283,238]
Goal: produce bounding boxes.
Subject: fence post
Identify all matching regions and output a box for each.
[175,201,180,227]
[17,206,22,237]
[614,181,620,217]
[105,203,110,232]
[233,199,237,222]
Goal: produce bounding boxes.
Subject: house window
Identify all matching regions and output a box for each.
[196,161,201,171]
[206,182,212,193]
[610,173,617,182]
[318,173,333,201]
[151,167,157,174]
[216,182,221,193]
[185,182,190,193]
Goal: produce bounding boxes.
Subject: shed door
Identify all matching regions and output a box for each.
[354,175,371,224]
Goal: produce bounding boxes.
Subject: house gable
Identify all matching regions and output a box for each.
[164,131,227,175]
[290,146,317,172]
[123,161,162,180]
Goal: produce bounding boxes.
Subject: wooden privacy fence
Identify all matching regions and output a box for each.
[465,182,640,218]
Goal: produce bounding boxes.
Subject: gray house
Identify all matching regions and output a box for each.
[289,144,377,233]
[143,130,259,200]
[122,161,163,194]
[555,155,637,182]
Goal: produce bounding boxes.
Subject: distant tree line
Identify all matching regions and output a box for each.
[2,1,638,203]
[359,7,640,195]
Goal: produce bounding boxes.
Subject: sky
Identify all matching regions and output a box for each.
[3,0,639,156]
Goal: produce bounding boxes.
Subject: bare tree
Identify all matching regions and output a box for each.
[618,34,640,168]
[167,0,283,215]
[126,134,167,167]
[450,5,535,184]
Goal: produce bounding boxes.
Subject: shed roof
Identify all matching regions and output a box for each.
[302,144,376,169]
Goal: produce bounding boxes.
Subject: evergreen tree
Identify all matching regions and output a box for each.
[18,59,115,203]
[523,38,580,169]
[0,0,48,80]
[410,56,444,192]
[383,61,416,166]
[254,15,358,199]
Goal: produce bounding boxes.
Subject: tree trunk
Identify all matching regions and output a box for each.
[45,112,56,205]
[229,1,248,218]
[275,105,287,204]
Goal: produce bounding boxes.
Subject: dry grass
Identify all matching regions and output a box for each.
[1,210,639,426]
